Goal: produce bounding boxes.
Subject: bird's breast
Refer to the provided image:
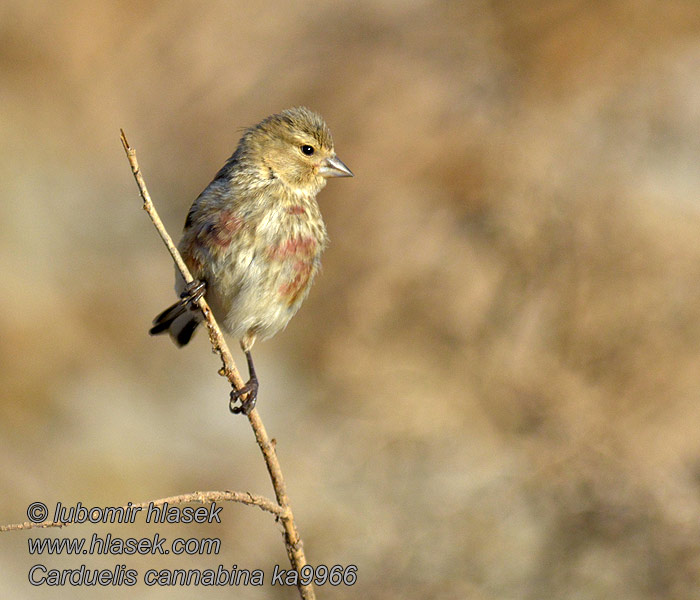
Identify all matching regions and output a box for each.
[259,199,327,307]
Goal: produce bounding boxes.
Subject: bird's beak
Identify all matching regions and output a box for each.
[319,155,353,178]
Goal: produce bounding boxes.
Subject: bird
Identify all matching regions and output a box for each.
[150,107,353,414]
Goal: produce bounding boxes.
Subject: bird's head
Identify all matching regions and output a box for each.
[243,107,353,194]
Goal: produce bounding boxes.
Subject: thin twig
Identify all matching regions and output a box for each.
[0,491,286,532]
[119,130,315,600]
[120,130,244,390]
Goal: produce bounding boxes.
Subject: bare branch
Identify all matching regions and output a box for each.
[119,131,315,600]
[119,130,244,389]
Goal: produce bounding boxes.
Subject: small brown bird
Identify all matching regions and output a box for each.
[150,107,352,414]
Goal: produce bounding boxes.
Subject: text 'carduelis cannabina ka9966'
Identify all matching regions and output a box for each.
[150,107,353,414]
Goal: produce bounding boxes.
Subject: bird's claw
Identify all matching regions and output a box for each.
[229,378,259,415]
[180,280,206,309]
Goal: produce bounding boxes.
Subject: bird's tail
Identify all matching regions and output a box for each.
[150,300,201,347]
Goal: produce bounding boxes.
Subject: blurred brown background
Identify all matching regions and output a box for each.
[2,1,700,598]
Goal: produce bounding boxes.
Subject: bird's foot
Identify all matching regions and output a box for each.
[179,280,206,309]
[229,377,258,415]
[229,349,259,415]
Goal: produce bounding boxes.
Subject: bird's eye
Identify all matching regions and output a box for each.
[301,145,315,156]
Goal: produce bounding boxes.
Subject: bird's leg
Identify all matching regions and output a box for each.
[229,350,259,415]
[179,279,206,309]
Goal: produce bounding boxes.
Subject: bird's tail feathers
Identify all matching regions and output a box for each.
[150,301,201,346]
